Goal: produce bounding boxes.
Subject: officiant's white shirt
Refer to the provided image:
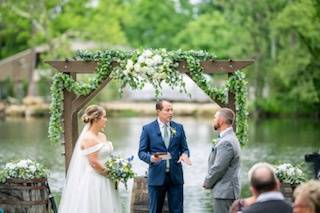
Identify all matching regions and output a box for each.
[158,118,171,139]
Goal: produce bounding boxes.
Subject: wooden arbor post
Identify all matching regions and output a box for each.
[47,59,254,172]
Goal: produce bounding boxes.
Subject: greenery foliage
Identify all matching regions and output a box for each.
[1,0,319,116]
[49,49,248,145]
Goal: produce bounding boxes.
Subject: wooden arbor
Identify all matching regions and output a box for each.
[47,59,254,171]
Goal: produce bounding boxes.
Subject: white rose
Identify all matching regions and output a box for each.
[126,60,134,70]
[140,66,150,74]
[145,58,154,67]
[153,73,163,80]
[285,163,292,168]
[138,55,146,63]
[17,160,28,168]
[143,50,153,58]
[146,67,155,75]
[296,169,303,175]
[123,69,129,75]
[29,165,37,173]
[277,165,286,171]
[5,163,15,170]
[134,63,142,73]
[288,168,295,176]
[152,55,162,64]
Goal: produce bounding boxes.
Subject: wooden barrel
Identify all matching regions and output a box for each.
[130,176,169,213]
[0,102,5,119]
[0,178,52,213]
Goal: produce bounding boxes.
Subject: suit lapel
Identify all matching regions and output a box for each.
[168,121,176,149]
[153,120,162,138]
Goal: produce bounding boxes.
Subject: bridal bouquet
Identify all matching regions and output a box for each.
[0,159,48,183]
[104,155,135,190]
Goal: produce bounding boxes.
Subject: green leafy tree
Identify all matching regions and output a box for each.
[269,0,320,114]
[173,11,252,58]
[123,0,193,48]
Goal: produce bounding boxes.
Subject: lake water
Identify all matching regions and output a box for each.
[0,116,319,212]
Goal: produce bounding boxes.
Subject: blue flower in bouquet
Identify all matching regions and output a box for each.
[105,155,136,190]
[127,156,134,162]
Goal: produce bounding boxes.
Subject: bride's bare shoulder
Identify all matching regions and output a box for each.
[80,134,99,150]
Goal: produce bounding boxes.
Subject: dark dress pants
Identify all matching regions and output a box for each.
[148,173,183,213]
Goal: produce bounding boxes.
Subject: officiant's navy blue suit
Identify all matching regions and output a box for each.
[138,120,190,213]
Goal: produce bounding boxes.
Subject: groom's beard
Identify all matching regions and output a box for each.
[214,123,220,131]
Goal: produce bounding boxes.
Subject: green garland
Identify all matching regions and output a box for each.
[49,49,248,145]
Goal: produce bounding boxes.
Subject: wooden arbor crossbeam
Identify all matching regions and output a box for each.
[47,59,254,171]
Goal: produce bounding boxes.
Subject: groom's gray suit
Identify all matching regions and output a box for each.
[203,128,241,213]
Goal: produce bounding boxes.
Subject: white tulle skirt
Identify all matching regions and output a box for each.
[59,168,121,213]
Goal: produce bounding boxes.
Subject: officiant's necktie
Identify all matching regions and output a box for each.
[163,124,170,147]
[163,124,170,172]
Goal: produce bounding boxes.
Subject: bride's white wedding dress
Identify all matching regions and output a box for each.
[58,125,121,213]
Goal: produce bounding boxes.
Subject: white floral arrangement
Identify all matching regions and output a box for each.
[274,163,306,185]
[125,49,166,79]
[114,49,187,97]
[0,159,48,183]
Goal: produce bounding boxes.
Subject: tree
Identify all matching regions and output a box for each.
[122,0,193,49]
[270,0,320,115]
[173,11,252,58]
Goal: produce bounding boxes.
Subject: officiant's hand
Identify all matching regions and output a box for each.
[178,153,192,165]
[151,155,161,163]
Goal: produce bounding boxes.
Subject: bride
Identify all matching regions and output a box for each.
[58,105,121,213]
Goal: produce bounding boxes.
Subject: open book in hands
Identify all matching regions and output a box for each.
[153,152,172,160]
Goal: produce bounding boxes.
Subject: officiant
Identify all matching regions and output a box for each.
[138,100,192,213]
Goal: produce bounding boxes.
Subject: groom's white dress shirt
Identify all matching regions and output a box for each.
[219,127,233,138]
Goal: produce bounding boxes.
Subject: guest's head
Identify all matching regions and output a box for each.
[293,180,320,213]
[213,108,235,132]
[248,162,279,196]
[81,105,107,129]
[156,100,173,124]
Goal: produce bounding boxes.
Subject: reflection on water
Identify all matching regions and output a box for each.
[0,117,319,212]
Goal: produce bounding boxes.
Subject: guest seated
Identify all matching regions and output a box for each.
[242,162,292,213]
[293,180,320,213]
[230,196,256,213]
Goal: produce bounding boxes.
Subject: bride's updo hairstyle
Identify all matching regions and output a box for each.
[81,105,105,124]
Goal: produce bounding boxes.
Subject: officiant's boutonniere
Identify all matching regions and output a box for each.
[170,127,177,137]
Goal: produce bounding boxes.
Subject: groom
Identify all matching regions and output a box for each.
[203,108,241,213]
[138,100,191,213]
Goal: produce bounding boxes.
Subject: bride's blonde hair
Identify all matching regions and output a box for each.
[81,105,105,124]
